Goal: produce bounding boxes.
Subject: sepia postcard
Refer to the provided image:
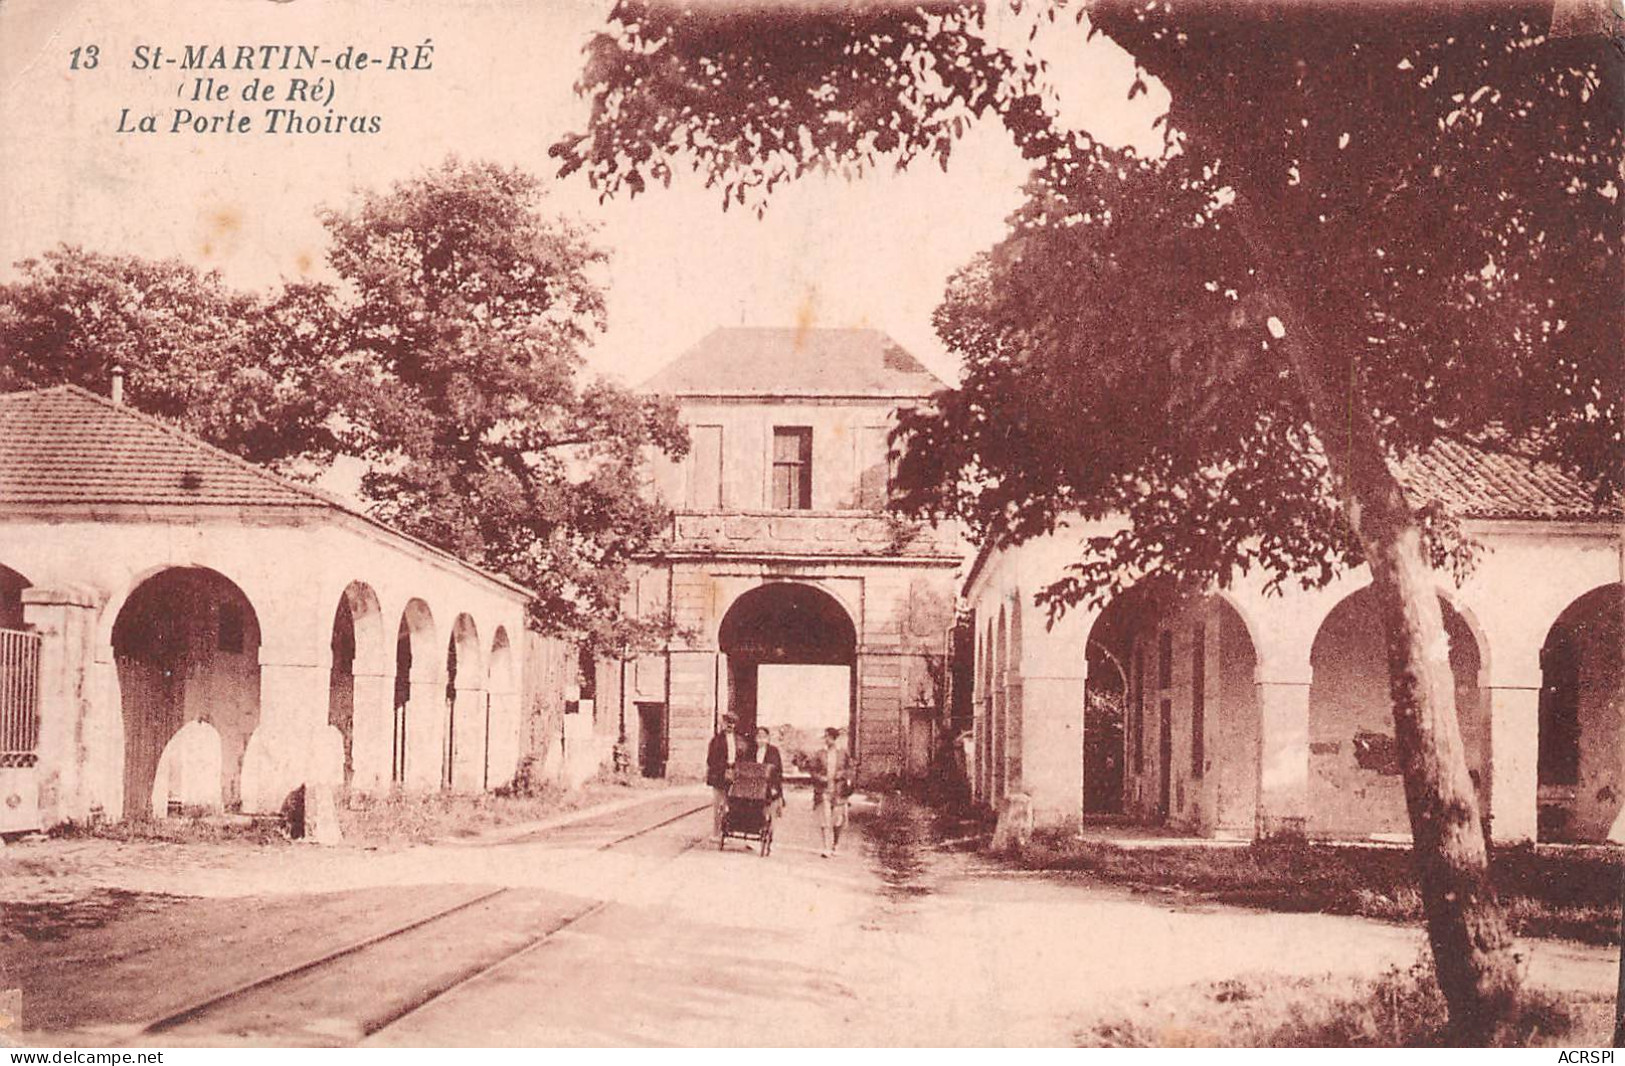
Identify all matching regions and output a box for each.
[0,0,1620,1052]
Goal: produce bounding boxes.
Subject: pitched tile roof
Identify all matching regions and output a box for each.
[1397,436,1620,522]
[0,384,530,594]
[0,384,338,509]
[641,327,947,398]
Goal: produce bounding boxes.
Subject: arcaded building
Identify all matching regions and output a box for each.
[963,440,1623,845]
[0,385,535,830]
[626,328,963,783]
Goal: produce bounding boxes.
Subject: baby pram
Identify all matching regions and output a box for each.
[720,760,775,856]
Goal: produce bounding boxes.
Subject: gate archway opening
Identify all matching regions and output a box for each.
[112,567,261,819]
[718,584,857,758]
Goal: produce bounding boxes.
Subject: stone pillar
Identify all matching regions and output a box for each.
[667,648,719,781]
[21,586,104,827]
[1256,679,1311,836]
[1021,674,1085,826]
[242,657,328,813]
[405,677,446,792]
[1486,683,1540,844]
[855,649,905,781]
[485,689,520,789]
[449,684,486,792]
[348,670,392,795]
[1004,677,1025,794]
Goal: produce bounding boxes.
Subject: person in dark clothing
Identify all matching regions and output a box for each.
[706,712,742,841]
[752,725,785,823]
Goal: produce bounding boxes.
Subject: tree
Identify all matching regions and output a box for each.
[313,159,688,642]
[0,160,690,643]
[0,247,338,465]
[553,0,1621,1039]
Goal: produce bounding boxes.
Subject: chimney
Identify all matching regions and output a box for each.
[110,365,125,405]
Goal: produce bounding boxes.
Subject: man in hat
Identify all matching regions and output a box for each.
[707,711,743,841]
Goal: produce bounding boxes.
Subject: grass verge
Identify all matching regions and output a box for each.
[337,773,664,846]
[38,772,671,848]
[1079,957,1607,1047]
[1019,831,1623,945]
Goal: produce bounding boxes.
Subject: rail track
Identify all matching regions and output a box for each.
[132,798,710,1046]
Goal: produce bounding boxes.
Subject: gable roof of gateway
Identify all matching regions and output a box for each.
[641,327,948,398]
[0,384,530,597]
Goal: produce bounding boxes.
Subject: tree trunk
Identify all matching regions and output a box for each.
[1234,209,1521,1041]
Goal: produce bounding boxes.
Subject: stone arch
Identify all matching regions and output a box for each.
[96,559,276,656]
[111,566,261,819]
[1209,589,1265,681]
[1308,585,1487,839]
[1537,582,1624,843]
[712,577,860,649]
[717,582,857,750]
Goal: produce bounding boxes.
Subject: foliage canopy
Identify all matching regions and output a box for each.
[0,159,689,642]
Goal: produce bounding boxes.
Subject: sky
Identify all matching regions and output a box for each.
[0,0,1167,388]
[757,665,849,732]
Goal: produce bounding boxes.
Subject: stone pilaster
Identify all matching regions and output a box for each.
[21,586,104,827]
[1256,679,1311,836]
[1486,684,1540,844]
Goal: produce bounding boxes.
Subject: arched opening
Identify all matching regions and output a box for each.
[328,582,384,789]
[1083,590,1259,832]
[1082,592,1146,816]
[0,563,30,630]
[1083,585,1169,820]
[444,613,482,791]
[718,583,856,764]
[112,567,261,818]
[1309,587,1486,839]
[1538,583,1624,843]
[393,599,437,789]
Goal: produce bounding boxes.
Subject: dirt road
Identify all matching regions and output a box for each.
[2,789,1614,1046]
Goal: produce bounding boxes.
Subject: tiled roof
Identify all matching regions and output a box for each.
[641,327,947,398]
[1397,436,1620,521]
[0,385,531,595]
[0,385,335,509]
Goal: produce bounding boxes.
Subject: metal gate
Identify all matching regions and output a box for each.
[0,628,41,766]
[0,627,42,833]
